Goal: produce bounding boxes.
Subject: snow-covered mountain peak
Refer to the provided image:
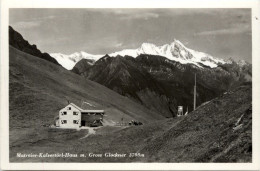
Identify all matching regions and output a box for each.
[139,43,159,54]
[50,51,103,70]
[51,39,229,70]
[173,39,184,45]
[237,60,249,67]
[169,41,175,47]
[140,42,156,49]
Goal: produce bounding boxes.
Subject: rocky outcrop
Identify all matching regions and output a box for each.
[9,26,60,65]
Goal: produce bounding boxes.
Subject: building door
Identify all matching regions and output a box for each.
[81,120,86,126]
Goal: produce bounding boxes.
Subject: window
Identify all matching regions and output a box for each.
[73,120,79,124]
[61,120,67,124]
[62,111,67,115]
[67,107,71,110]
[73,112,78,115]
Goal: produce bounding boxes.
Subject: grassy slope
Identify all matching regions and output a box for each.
[140,84,252,162]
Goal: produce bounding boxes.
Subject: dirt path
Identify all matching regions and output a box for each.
[79,127,97,139]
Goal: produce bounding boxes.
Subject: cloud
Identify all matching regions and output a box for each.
[12,21,41,29]
[85,8,250,22]
[119,12,159,20]
[11,15,56,30]
[87,9,160,20]
[99,8,250,19]
[30,15,56,21]
[111,9,159,19]
[78,35,125,53]
[164,8,250,17]
[195,24,250,36]
[115,42,123,47]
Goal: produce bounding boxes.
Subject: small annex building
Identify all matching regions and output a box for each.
[55,103,105,128]
[177,106,188,117]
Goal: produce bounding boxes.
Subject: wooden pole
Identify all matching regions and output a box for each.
[194,74,196,111]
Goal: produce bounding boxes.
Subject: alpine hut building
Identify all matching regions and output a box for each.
[56,103,105,128]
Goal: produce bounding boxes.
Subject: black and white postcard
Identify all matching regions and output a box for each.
[1,0,260,170]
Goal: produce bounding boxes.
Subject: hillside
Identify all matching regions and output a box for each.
[140,84,252,162]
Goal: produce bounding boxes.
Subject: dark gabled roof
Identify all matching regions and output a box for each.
[68,103,104,113]
[69,103,84,111]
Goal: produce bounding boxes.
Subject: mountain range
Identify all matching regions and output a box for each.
[109,40,226,68]
[64,39,251,117]
[50,39,232,70]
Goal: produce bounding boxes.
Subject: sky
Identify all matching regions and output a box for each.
[9,8,251,62]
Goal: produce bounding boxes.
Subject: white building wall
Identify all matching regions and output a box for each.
[59,104,81,128]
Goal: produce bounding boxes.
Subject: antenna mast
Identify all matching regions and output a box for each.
[193,73,196,110]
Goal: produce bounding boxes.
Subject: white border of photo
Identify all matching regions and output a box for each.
[1,0,260,170]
